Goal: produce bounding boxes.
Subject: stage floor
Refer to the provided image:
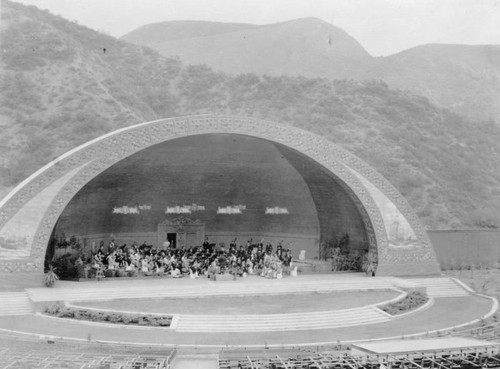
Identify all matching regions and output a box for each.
[26,273,418,301]
[0,273,497,348]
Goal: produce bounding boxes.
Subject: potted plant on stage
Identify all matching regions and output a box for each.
[45,264,60,287]
[362,251,377,277]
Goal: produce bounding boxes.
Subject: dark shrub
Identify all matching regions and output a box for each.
[109,314,121,323]
[44,303,62,315]
[51,254,78,279]
[380,289,428,315]
[76,265,86,279]
[157,318,171,327]
[57,307,74,318]
[42,304,173,326]
[87,268,96,278]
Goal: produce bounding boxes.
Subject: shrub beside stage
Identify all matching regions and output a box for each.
[43,303,173,327]
[379,289,429,315]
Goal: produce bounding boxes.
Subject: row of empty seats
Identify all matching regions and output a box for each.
[1,349,174,369]
[3,349,111,369]
[0,333,175,369]
[219,348,500,369]
[453,320,500,342]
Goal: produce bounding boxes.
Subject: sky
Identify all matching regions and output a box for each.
[10,0,500,56]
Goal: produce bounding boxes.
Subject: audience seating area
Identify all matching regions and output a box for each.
[1,325,499,369]
[1,350,173,369]
[218,347,500,369]
[0,332,175,369]
[454,320,500,342]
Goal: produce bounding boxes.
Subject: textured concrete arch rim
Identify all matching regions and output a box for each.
[0,116,171,209]
[0,115,440,275]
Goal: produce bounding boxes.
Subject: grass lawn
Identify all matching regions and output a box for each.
[74,289,399,315]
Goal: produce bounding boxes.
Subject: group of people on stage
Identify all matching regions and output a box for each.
[89,238,295,279]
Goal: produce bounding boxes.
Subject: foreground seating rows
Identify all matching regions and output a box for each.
[0,344,174,369]
[218,349,500,369]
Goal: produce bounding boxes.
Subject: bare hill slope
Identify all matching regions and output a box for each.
[122,20,257,44]
[122,18,372,79]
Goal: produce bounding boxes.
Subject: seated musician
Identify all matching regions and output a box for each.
[202,237,210,251]
[141,256,150,272]
[245,258,254,274]
[261,251,271,277]
[282,249,293,275]
[107,251,117,269]
[208,259,218,280]
[171,262,182,278]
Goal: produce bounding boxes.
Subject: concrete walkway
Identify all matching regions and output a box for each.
[0,274,492,347]
[0,295,493,347]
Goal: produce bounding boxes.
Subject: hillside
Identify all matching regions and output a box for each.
[363,44,500,121]
[2,0,500,229]
[122,19,500,122]
[122,18,372,80]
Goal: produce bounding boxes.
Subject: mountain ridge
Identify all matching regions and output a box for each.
[122,19,258,44]
[121,19,500,122]
[122,17,372,79]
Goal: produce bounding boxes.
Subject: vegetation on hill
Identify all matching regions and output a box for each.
[121,19,500,123]
[1,0,500,229]
[363,44,500,123]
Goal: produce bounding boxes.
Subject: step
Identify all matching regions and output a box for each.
[175,307,389,332]
[177,313,386,323]
[178,312,383,322]
[404,278,470,298]
[0,292,33,316]
[177,318,387,329]
[177,320,384,333]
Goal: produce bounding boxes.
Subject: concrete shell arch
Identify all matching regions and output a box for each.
[0,116,440,276]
